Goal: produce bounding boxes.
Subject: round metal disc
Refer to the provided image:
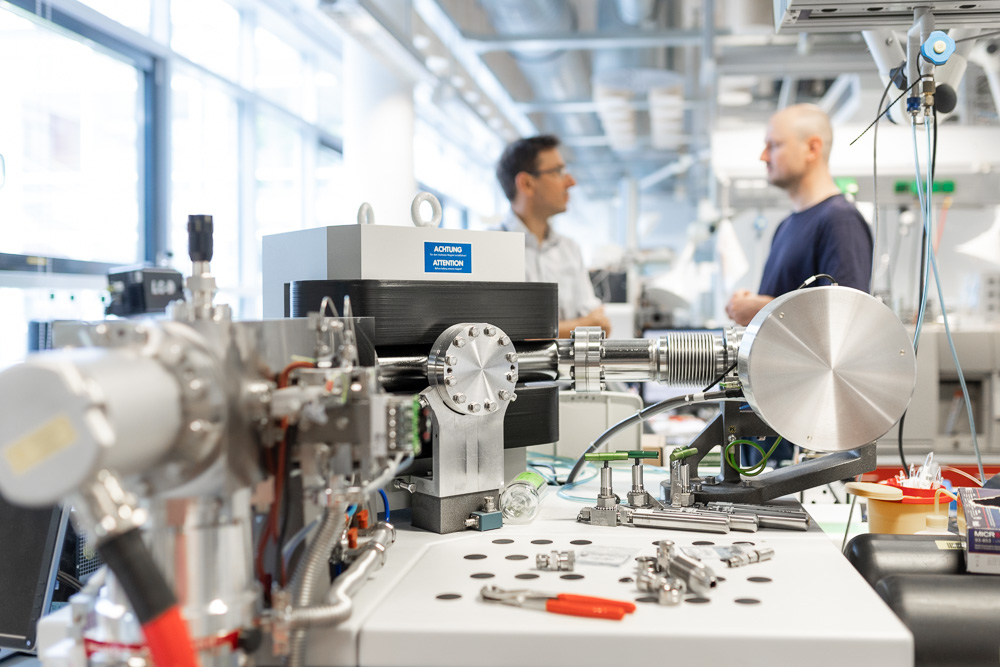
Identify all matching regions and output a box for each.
[738,287,916,452]
[428,323,517,415]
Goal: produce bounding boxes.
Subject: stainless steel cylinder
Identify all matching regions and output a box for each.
[559,329,735,388]
[739,286,917,452]
[628,508,730,533]
[599,465,614,499]
[148,490,257,646]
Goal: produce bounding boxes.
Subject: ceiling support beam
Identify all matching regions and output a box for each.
[463,29,726,53]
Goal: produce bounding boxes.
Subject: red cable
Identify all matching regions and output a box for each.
[259,361,312,588]
[142,606,200,667]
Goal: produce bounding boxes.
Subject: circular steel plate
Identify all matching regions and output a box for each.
[738,287,916,452]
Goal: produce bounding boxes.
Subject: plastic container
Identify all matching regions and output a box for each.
[499,470,548,524]
[914,513,954,536]
[866,485,955,535]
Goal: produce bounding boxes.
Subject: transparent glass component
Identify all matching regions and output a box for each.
[499,471,548,524]
[171,0,240,82]
[170,67,239,293]
[315,144,344,227]
[316,53,343,136]
[254,26,304,115]
[82,0,151,35]
[0,7,143,264]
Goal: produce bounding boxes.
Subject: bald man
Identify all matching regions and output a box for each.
[726,104,872,326]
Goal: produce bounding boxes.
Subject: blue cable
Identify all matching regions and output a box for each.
[910,117,985,483]
[911,123,932,348]
[377,488,390,522]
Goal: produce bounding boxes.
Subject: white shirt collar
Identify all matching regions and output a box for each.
[501,209,562,251]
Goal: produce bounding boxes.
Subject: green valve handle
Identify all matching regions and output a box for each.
[584,452,630,462]
[669,447,698,462]
[618,450,658,460]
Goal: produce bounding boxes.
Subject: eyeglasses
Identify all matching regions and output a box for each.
[531,164,570,178]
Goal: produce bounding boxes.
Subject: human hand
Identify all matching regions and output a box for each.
[583,306,612,336]
[725,291,772,326]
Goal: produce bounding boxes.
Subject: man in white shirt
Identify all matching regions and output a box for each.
[495,135,611,337]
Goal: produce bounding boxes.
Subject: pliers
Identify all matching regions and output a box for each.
[480,585,636,620]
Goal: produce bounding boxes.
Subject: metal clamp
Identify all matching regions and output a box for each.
[570,326,604,392]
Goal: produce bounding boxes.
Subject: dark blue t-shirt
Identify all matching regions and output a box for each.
[759,194,873,297]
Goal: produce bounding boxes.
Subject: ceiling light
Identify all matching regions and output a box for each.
[463,90,480,104]
[718,90,753,107]
[424,55,449,75]
[412,34,431,51]
[450,74,466,88]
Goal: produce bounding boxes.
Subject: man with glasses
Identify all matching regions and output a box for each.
[495,135,611,337]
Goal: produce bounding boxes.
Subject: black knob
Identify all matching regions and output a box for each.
[187,214,214,262]
[935,84,958,114]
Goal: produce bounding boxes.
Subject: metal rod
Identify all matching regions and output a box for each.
[627,508,730,534]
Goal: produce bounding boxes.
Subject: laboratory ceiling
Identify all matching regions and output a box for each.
[323,0,1000,201]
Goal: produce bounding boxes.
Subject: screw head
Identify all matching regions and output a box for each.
[483,326,496,336]
[452,393,467,403]
[454,336,466,348]
[468,326,480,337]
[484,400,497,412]
[445,375,457,386]
[506,372,518,383]
[506,352,518,363]
[468,402,482,413]
[510,393,518,402]
[498,335,510,346]
[499,390,510,401]
[446,355,458,366]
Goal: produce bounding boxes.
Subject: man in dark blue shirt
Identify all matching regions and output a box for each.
[726,104,872,326]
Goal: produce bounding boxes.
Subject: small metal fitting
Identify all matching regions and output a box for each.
[536,550,575,572]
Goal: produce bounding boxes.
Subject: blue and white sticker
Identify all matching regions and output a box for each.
[424,242,472,274]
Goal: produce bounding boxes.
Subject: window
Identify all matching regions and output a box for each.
[254,27,304,115]
[0,286,107,369]
[81,0,151,35]
[0,7,145,265]
[255,111,304,239]
[170,67,239,285]
[315,144,345,227]
[170,0,240,82]
[315,54,344,136]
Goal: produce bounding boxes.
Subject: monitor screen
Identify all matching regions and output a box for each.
[0,494,66,657]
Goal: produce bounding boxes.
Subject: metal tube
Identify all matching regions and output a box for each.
[286,502,348,667]
[378,341,559,390]
[377,356,427,390]
[627,508,730,534]
[631,462,642,493]
[600,465,613,498]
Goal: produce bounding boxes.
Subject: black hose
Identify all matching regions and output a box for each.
[96,528,175,624]
[565,388,741,485]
